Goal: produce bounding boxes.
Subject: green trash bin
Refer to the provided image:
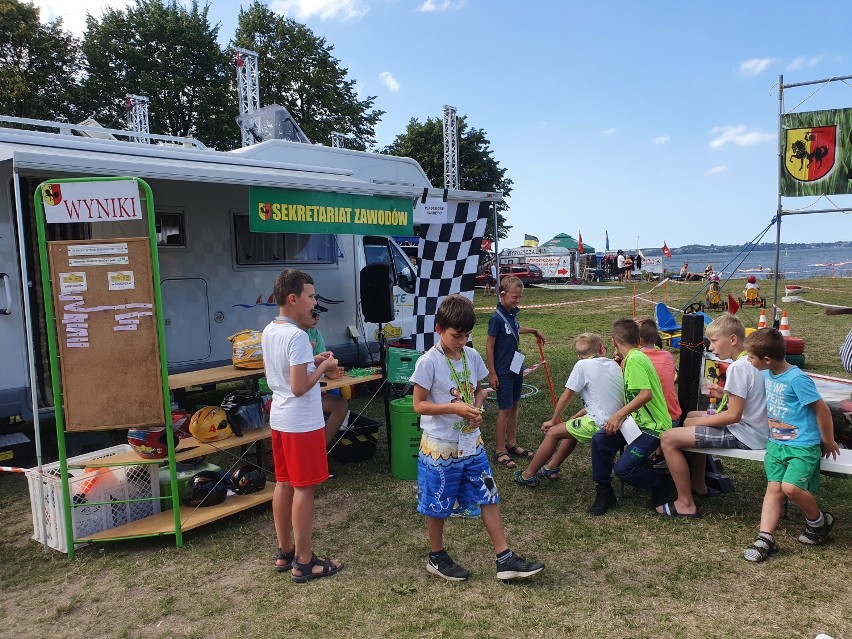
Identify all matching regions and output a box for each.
[390,396,422,480]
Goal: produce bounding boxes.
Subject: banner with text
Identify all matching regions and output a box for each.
[249,187,413,235]
[781,108,852,197]
[42,179,142,224]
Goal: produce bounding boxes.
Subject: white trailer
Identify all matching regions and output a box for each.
[0,117,498,421]
[499,246,575,280]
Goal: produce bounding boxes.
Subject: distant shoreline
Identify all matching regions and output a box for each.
[644,241,851,256]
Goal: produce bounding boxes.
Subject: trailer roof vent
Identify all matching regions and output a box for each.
[235,104,310,145]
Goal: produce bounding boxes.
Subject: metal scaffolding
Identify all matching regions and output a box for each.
[330,132,350,148]
[234,47,260,147]
[442,105,459,189]
[124,94,150,144]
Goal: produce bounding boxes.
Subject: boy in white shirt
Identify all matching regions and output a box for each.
[514,333,623,485]
[410,294,544,582]
[263,270,342,582]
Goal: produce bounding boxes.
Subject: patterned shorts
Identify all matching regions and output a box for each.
[693,426,748,450]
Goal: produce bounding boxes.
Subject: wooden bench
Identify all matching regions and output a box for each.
[684,446,852,475]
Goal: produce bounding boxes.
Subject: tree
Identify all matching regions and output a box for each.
[233,2,383,150]
[0,0,83,121]
[383,116,512,241]
[81,0,238,149]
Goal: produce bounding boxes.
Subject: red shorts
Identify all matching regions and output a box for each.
[270,428,328,486]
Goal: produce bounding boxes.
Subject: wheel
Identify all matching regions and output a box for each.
[761,299,766,308]
[722,302,728,311]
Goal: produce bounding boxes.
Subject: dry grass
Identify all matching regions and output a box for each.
[2,277,851,639]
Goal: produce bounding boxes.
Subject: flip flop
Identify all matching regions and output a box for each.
[692,486,722,498]
[657,502,701,518]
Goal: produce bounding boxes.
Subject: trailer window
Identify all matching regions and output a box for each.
[233,214,338,265]
[156,213,185,247]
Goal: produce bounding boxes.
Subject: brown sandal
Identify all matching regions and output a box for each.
[493,450,517,469]
[506,444,533,459]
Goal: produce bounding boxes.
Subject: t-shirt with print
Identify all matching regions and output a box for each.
[565,357,624,426]
[764,366,822,447]
[487,303,521,375]
[306,327,325,356]
[722,355,769,450]
[641,347,682,421]
[409,345,489,442]
[621,348,671,436]
[262,320,324,433]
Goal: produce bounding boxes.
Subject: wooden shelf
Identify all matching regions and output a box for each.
[168,365,263,390]
[319,372,382,391]
[77,484,275,541]
[69,428,272,467]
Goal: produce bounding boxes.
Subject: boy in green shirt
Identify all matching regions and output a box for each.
[589,319,674,515]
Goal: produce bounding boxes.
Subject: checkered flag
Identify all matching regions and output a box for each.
[414,201,491,351]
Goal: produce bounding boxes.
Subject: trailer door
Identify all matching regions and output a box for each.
[161,278,211,365]
[0,190,24,419]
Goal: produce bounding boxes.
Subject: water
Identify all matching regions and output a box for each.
[644,245,852,280]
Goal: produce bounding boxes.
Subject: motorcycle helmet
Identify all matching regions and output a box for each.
[189,406,233,443]
[220,391,264,436]
[171,409,192,440]
[229,465,267,495]
[182,470,227,507]
[709,273,720,283]
[127,427,168,459]
[228,329,264,369]
[747,275,757,283]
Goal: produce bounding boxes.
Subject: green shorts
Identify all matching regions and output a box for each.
[565,415,603,444]
[764,440,821,492]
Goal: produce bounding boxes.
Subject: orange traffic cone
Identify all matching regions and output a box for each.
[779,311,791,336]
[757,309,767,329]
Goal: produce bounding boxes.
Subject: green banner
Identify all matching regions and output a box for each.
[781,108,852,197]
[249,187,413,235]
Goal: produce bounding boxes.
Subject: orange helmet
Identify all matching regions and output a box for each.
[189,406,233,442]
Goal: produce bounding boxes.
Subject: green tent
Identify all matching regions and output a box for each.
[542,233,596,254]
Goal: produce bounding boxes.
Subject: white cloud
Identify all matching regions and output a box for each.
[270,0,369,21]
[709,125,775,149]
[787,55,824,71]
[379,71,400,92]
[31,0,130,35]
[739,57,776,77]
[652,135,671,145]
[602,128,617,135]
[706,165,727,175]
[417,0,466,12]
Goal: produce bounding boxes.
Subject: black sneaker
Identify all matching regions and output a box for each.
[589,484,617,516]
[649,474,674,508]
[798,512,835,545]
[426,550,470,581]
[496,553,545,580]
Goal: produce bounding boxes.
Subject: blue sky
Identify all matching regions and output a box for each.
[37,0,852,250]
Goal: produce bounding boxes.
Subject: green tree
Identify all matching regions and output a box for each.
[233,2,383,149]
[81,0,238,149]
[0,0,82,120]
[383,116,512,241]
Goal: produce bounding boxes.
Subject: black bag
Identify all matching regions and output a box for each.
[220,391,264,436]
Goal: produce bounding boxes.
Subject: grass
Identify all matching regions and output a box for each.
[2,276,851,639]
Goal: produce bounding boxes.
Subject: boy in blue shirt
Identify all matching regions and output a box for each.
[486,276,545,470]
[410,294,544,582]
[743,328,839,562]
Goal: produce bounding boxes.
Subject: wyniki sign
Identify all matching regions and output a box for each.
[42,180,142,223]
[249,187,413,235]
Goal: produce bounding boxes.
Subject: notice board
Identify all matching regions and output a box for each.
[47,237,165,431]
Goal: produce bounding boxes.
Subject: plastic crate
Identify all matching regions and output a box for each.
[26,445,160,553]
[386,347,423,384]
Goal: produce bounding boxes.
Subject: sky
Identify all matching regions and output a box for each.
[33,0,852,251]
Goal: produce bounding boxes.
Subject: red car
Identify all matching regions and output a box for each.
[476,264,544,287]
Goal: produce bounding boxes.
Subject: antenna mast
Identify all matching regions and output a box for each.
[234,47,260,147]
[442,105,459,189]
[124,94,149,143]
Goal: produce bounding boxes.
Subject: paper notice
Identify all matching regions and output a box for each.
[620,416,642,444]
[108,271,135,291]
[58,272,87,295]
[68,256,129,267]
[68,243,128,256]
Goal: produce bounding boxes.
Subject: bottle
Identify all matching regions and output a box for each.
[707,398,717,415]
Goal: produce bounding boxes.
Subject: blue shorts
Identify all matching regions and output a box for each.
[496,373,522,410]
[417,435,500,518]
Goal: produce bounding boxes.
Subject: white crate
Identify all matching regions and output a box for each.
[27,444,160,553]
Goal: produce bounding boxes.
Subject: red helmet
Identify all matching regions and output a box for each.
[747,275,757,283]
[128,427,168,459]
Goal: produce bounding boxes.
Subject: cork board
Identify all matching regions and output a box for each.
[47,237,165,431]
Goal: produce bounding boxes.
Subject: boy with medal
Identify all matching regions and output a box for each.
[410,294,545,582]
